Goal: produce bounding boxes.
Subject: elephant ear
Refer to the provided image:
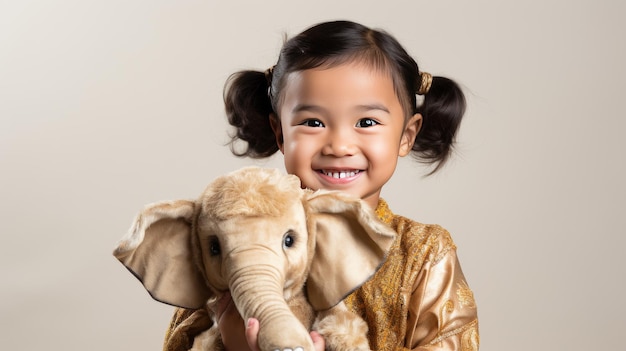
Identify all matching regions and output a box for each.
[113,200,211,309]
[305,191,396,311]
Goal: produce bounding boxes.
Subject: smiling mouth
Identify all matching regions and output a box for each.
[319,169,362,179]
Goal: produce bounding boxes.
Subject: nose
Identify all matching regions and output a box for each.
[321,127,358,157]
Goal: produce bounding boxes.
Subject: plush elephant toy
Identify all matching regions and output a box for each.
[114,167,396,351]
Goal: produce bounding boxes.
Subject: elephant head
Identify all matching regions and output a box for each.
[114,167,396,351]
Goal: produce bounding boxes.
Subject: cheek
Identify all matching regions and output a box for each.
[367,135,400,159]
[283,138,316,169]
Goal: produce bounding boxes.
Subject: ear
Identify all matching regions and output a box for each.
[113,200,212,309]
[399,113,422,156]
[305,191,396,311]
[269,113,284,153]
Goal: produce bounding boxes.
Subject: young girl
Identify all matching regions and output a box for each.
[163,20,479,351]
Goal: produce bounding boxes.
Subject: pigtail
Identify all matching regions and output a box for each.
[413,75,466,174]
[224,70,278,158]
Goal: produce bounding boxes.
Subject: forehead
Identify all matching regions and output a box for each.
[280,62,402,113]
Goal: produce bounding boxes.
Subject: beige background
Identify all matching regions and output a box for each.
[1,1,624,350]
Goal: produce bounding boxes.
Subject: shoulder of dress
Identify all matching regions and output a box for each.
[391,215,456,264]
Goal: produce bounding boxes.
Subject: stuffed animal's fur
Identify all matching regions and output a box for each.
[114,167,396,351]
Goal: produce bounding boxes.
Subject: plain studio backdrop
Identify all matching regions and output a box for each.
[1,1,624,350]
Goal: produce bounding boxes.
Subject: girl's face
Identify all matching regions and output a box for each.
[272,62,421,209]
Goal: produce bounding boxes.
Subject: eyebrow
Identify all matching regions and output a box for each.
[292,104,327,114]
[356,103,390,114]
[292,103,390,114]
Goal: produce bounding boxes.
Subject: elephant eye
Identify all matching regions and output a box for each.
[208,236,221,256]
[283,230,296,249]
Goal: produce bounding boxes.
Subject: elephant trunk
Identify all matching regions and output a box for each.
[228,263,314,351]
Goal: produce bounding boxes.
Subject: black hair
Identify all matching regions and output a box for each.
[224,20,466,173]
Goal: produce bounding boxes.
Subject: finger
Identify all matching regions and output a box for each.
[245,318,261,351]
[217,298,248,351]
[217,297,241,327]
[310,331,326,351]
[216,292,232,320]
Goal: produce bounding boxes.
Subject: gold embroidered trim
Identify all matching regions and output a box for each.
[426,319,479,347]
[461,322,480,351]
[375,198,394,225]
[438,300,455,332]
[457,280,476,309]
[430,231,456,265]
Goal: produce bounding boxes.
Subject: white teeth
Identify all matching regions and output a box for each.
[323,170,358,179]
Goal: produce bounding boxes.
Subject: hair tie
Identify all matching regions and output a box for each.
[264,65,275,98]
[417,71,433,95]
[264,66,275,86]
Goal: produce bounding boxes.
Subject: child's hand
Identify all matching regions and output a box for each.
[309,330,326,351]
[245,318,326,351]
[217,293,252,351]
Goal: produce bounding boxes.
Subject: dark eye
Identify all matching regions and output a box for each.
[283,230,296,248]
[356,118,379,128]
[208,237,221,256]
[300,119,324,128]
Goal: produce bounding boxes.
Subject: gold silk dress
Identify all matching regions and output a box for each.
[162,199,479,351]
